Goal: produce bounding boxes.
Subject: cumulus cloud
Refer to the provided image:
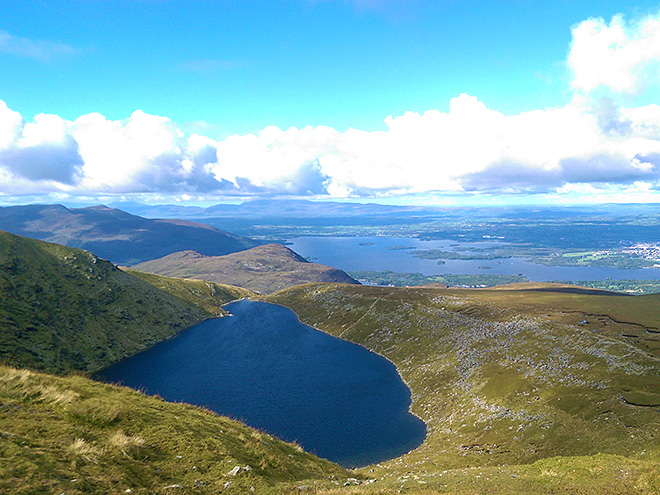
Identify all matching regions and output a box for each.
[0,138,83,184]
[569,11,660,95]
[0,100,22,148]
[0,106,233,195]
[2,9,660,201]
[211,94,660,196]
[0,30,77,62]
[0,113,83,184]
[2,93,660,199]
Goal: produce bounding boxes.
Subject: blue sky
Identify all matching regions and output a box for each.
[1,0,660,205]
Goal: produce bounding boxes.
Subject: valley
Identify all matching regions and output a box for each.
[6,3,660,492]
[120,201,660,293]
[0,204,659,494]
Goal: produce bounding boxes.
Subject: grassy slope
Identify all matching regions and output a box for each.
[0,231,250,374]
[0,233,354,493]
[267,283,660,493]
[123,269,257,315]
[131,243,359,294]
[0,365,347,495]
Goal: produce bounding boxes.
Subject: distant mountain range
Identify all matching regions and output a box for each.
[109,199,443,219]
[0,204,258,265]
[109,199,654,221]
[132,243,360,294]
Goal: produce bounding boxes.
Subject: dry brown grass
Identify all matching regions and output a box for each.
[38,384,80,405]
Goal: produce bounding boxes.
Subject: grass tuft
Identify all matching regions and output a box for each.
[68,397,127,425]
[38,385,80,405]
[66,438,103,463]
[109,431,146,458]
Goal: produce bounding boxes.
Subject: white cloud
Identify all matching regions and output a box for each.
[569,11,660,95]
[2,10,660,202]
[0,100,22,149]
[0,30,76,62]
[208,94,660,196]
[71,110,181,189]
[1,94,660,199]
[0,111,83,184]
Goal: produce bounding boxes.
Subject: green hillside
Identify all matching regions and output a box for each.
[123,269,257,314]
[0,365,347,495]
[0,231,248,374]
[131,243,359,294]
[267,283,660,492]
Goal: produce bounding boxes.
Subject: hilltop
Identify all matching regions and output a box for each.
[0,204,258,265]
[0,231,254,373]
[132,243,359,294]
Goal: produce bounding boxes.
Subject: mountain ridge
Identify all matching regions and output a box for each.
[0,203,258,265]
[132,243,360,294]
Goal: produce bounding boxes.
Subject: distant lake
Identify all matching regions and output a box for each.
[95,300,426,468]
[286,236,660,281]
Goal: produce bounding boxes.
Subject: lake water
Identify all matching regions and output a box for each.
[286,236,660,281]
[95,300,426,467]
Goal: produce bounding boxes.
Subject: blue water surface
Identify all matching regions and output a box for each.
[95,300,426,467]
[287,236,660,281]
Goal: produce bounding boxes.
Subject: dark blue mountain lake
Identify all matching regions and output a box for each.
[95,300,426,467]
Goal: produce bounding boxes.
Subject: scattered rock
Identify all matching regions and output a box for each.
[227,466,241,476]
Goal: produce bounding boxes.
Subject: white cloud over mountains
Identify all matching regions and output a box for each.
[2,10,660,202]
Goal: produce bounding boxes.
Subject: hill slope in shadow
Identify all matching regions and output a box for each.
[0,204,258,265]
